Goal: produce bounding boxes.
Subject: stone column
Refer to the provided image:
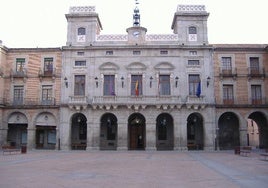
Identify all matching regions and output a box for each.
[146,122,156,150]
[117,122,128,150]
[27,121,35,150]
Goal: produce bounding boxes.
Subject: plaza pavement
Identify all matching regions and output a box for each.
[0,150,267,188]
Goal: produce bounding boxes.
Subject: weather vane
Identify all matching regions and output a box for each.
[133,0,140,26]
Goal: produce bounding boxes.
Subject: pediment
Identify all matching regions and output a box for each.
[126,62,147,71]
[154,62,175,70]
[99,62,119,71]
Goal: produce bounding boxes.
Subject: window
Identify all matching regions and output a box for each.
[78,27,86,35]
[103,75,115,96]
[160,50,168,55]
[188,26,197,41]
[13,86,24,105]
[223,85,234,104]
[16,58,25,72]
[189,27,197,34]
[189,51,197,56]
[251,85,262,104]
[249,57,260,74]
[133,51,141,55]
[159,75,170,95]
[188,75,200,96]
[42,85,53,102]
[106,51,113,55]
[131,75,142,96]
[188,60,200,66]
[77,27,86,42]
[221,57,232,73]
[74,75,85,95]
[75,61,86,66]
[77,51,85,56]
[44,58,53,76]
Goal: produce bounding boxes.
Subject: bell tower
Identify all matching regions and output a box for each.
[65,6,102,46]
[171,5,209,45]
[127,0,147,43]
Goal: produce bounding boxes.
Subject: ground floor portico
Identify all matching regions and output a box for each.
[59,106,216,151]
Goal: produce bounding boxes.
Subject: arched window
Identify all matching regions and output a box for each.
[189,26,197,34]
[78,27,86,35]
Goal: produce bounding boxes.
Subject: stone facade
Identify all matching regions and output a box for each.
[0,5,267,151]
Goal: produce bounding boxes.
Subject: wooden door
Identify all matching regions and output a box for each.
[129,125,144,150]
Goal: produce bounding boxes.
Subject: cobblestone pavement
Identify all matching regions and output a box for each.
[0,150,267,188]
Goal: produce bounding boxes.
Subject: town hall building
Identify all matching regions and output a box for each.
[0,4,267,151]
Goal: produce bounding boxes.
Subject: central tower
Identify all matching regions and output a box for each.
[127,0,147,43]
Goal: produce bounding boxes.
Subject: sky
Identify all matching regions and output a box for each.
[0,0,267,48]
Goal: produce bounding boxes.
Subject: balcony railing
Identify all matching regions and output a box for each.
[3,97,57,106]
[247,67,265,79]
[92,95,181,105]
[219,67,237,79]
[38,68,57,78]
[11,69,27,78]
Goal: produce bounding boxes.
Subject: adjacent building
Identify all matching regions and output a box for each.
[0,4,267,151]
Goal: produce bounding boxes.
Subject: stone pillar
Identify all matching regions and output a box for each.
[240,119,248,146]
[146,122,156,150]
[117,122,128,150]
[60,122,70,150]
[27,121,35,150]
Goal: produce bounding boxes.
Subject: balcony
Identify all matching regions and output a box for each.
[219,67,237,80]
[10,69,27,82]
[247,67,265,80]
[38,68,57,81]
[3,98,57,107]
[68,96,89,110]
[186,95,206,109]
[92,95,182,110]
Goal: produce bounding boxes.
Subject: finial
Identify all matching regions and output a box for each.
[133,0,140,26]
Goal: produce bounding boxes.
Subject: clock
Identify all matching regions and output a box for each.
[188,34,197,41]
[77,35,86,42]
[133,31,140,37]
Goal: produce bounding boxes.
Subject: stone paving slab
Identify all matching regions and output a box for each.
[0,150,267,188]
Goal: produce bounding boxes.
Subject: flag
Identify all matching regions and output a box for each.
[135,80,139,96]
[196,82,201,97]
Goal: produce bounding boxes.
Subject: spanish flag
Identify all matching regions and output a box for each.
[135,80,139,96]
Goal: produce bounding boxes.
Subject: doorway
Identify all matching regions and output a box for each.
[187,113,204,150]
[128,113,145,150]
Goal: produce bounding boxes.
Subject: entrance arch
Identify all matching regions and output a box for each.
[35,112,57,150]
[7,112,28,148]
[156,113,174,150]
[218,112,240,150]
[128,113,146,150]
[100,113,118,150]
[71,113,87,150]
[248,112,268,149]
[187,113,204,150]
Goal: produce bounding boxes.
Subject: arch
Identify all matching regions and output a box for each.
[35,112,57,150]
[187,113,204,150]
[154,62,175,71]
[248,111,268,149]
[128,113,146,150]
[218,112,240,150]
[126,62,147,71]
[99,62,120,71]
[71,113,87,150]
[7,112,28,148]
[156,113,174,150]
[100,113,118,150]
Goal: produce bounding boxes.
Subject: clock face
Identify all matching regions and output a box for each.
[188,34,197,41]
[77,35,86,42]
[133,31,140,37]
